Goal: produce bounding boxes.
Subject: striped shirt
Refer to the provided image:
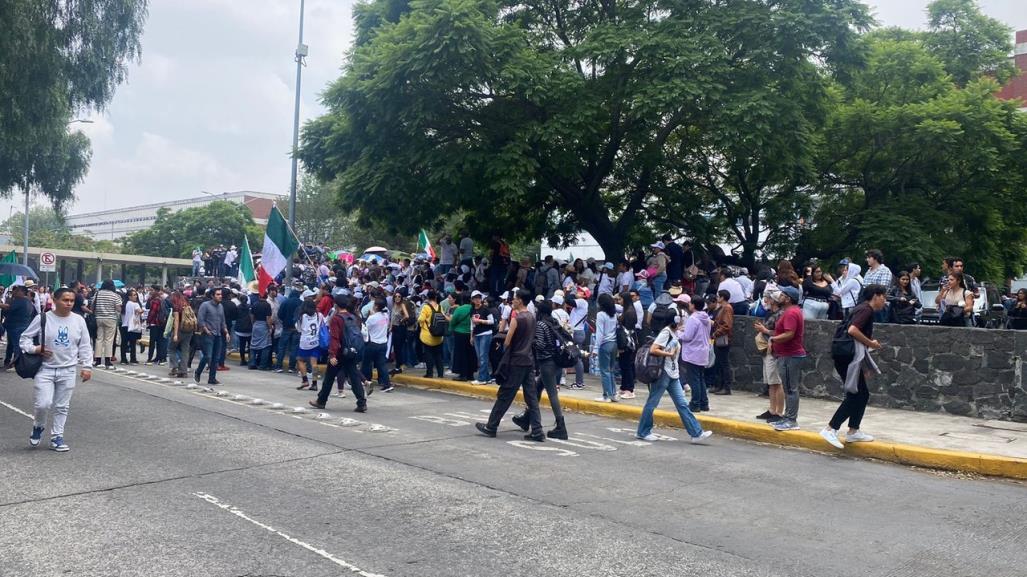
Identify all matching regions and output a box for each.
[93,290,122,320]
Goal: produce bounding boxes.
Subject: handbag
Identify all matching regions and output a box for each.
[15,312,46,379]
[705,343,716,369]
[714,334,729,347]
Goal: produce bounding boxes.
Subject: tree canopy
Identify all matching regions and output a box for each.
[122,201,262,259]
[1,205,120,254]
[0,0,148,208]
[301,0,1026,281]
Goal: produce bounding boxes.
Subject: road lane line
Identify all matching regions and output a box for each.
[0,399,32,420]
[193,492,387,577]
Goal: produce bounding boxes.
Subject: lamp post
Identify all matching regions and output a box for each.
[286,0,307,285]
[22,119,95,266]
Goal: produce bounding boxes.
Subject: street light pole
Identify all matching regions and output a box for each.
[286,0,307,286]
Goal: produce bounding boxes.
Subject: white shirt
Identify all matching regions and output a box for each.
[298,313,323,350]
[552,307,571,332]
[365,311,390,344]
[568,298,589,331]
[719,278,747,304]
[633,300,644,330]
[20,311,93,369]
[617,271,634,293]
[737,274,753,299]
[596,272,615,296]
[224,249,237,266]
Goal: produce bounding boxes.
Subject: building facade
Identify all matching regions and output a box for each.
[997,29,1027,111]
[65,191,281,240]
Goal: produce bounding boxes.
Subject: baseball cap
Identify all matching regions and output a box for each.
[301,289,316,299]
[673,294,691,305]
[839,258,851,266]
[471,290,484,299]
[551,295,565,305]
[779,286,801,303]
[534,294,545,303]
[650,241,665,250]
[603,262,614,270]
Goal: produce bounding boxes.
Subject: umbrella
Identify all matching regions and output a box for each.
[363,246,389,254]
[94,280,126,289]
[359,253,387,264]
[0,262,39,280]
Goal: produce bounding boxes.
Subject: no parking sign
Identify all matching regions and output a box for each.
[39,251,56,272]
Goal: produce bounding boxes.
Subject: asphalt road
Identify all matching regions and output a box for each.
[1,366,1025,577]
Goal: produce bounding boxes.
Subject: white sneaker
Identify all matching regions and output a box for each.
[470,380,483,385]
[593,396,611,403]
[845,430,874,443]
[690,430,713,444]
[618,391,636,399]
[820,427,844,449]
[636,433,658,441]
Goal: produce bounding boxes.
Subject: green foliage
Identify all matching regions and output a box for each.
[300,0,871,260]
[293,173,411,252]
[0,0,148,205]
[923,0,1015,87]
[807,34,1027,282]
[123,202,257,259]
[2,205,122,253]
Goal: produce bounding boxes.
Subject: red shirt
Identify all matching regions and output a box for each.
[772,305,806,357]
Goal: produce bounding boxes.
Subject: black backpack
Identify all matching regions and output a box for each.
[550,321,581,368]
[616,324,636,352]
[831,309,855,358]
[633,335,663,384]
[649,292,676,332]
[428,304,449,337]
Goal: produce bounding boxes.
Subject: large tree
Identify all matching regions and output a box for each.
[300,0,870,259]
[1,205,119,254]
[123,201,262,259]
[0,0,148,207]
[803,32,1027,281]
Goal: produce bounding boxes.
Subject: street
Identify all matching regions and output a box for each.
[1,367,1025,577]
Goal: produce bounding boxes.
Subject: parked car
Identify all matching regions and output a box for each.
[919,282,1006,328]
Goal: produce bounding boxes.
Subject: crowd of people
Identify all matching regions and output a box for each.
[5,230,1026,453]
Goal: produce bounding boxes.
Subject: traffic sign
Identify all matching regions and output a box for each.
[39,251,56,272]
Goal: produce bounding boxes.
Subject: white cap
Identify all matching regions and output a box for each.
[534,294,544,302]
[500,291,510,300]
[551,295,565,305]
[471,290,484,299]
[301,289,316,299]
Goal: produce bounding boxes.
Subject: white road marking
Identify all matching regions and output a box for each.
[606,427,677,441]
[445,411,488,422]
[506,440,578,456]
[548,436,617,451]
[193,492,387,577]
[410,415,469,427]
[0,399,32,420]
[577,432,651,447]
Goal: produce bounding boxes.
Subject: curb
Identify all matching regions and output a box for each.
[389,373,1027,481]
[222,352,1027,480]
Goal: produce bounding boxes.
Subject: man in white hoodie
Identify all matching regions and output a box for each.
[20,287,93,452]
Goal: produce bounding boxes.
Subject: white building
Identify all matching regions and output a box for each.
[65,191,282,240]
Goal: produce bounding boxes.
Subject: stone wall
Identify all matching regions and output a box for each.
[727,317,1027,422]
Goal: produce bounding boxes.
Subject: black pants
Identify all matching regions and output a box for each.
[830,356,870,430]
[708,345,731,392]
[618,349,635,392]
[486,364,543,436]
[516,360,565,429]
[237,335,250,364]
[120,327,140,363]
[423,343,444,378]
[392,327,409,368]
[453,335,475,380]
[147,326,164,362]
[317,357,366,408]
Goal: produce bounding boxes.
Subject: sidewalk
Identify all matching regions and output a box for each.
[215,350,1027,479]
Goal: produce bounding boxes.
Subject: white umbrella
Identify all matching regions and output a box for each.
[363,246,389,253]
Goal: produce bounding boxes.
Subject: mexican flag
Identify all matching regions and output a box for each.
[237,235,256,291]
[417,229,436,260]
[0,250,17,286]
[258,205,300,294]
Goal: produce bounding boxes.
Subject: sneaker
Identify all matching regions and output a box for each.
[29,426,44,447]
[820,427,844,449]
[193,372,201,384]
[618,391,636,399]
[470,380,484,385]
[570,383,586,390]
[366,381,375,396]
[756,410,774,420]
[475,422,497,438]
[765,414,783,424]
[380,385,395,393]
[845,430,875,443]
[334,390,347,398]
[690,430,713,445]
[274,368,284,373]
[772,419,800,431]
[49,436,69,452]
[593,396,611,403]
[636,433,658,441]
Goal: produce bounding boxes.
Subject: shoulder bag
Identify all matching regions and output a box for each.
[15,312,46,379]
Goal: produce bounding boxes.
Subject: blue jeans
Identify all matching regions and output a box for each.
[194,334,223,383]
[275,329,299,370]
[248,347,271,369]
[685,361,709,411]
[598,340,617,398]
[474,333,492,382]
[637,371,703,439]
[651,272,667,293]
[361,342,390,385]
[192,262,200,276]
[443,334,453,370]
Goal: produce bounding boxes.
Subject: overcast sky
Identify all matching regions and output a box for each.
[4,0,1022,220]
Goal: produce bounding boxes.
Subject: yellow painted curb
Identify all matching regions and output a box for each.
[389,373,1027,480]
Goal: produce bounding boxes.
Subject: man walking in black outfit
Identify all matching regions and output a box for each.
[476,289,544,441]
